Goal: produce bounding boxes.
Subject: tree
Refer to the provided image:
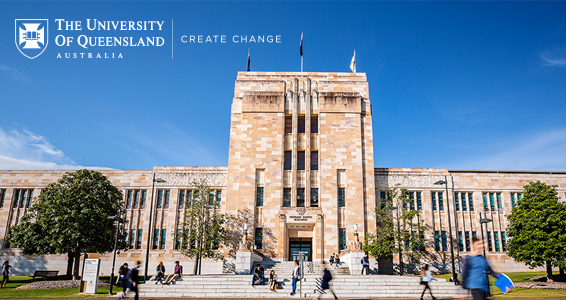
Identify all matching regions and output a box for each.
[364,186,427,275]
[507,181,566,279]
[7,169,126,279]
[180,179,226,275]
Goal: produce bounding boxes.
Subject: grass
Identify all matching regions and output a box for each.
[0,276,112,299]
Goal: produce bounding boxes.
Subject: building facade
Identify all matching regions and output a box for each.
[1,72,565,275]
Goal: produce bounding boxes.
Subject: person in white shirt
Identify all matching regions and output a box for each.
[290,260,300,296]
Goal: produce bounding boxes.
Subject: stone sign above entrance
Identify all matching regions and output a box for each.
[287,214,314,223]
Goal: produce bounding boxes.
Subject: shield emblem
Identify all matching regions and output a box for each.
[15,19,48,59]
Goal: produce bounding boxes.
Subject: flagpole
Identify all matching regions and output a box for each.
[301,56,303,72]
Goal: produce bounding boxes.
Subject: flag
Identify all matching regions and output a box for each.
[300,32,303,57]
[350,50,356,73]
[247,48,250,72]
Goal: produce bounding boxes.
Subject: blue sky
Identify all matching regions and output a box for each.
[1,1,566,171]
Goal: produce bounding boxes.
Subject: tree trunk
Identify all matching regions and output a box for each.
[66,252,74,279]
[73,251,81,280]
[192,257,199,275]
[546,261,553,280]
[560,267,564,276]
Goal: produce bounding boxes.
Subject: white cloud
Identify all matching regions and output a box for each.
[0,64,28,81]
[0,127,112,170]
[457,129,566,171]
[540,51,566,67]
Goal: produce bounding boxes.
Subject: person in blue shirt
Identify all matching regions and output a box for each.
[461,237,500,300]
[361,253,370,275]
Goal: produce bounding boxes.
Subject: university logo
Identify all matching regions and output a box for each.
[15,19,48,59]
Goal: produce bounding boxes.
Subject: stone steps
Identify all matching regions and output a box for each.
[137,274,462,298]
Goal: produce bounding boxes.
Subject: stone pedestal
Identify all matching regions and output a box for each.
[341,251,365,275]
[235,251,262,275]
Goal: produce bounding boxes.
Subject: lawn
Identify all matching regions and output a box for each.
[0,276,110,299]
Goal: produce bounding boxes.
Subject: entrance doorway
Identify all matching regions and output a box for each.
[289,239,312,261]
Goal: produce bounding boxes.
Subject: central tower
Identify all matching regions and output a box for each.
[226,72,375,261]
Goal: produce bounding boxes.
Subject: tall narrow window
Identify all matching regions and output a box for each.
[137,229,143,249]
[0,189,5,208]
[256,187,264,206]
[130,229,135,249]
[472,231,477,240]
[380,191,387,209]
[297,151,305,170]
[179,190,185,209]
[153,229,159,249]
[461,193,467,211]
[409,192,415,210]
[126,191,133,209]
[483,193,488,211]
[133,190,140,209]
[338,188,345,207]
[434,231,440,251]
[164,190,170,209]
[465,231,471,252]
[432,192,437,211]
[416,192,422,210]
[310,151,318,171]
[187,190,193,208]
[175,229,182,250]
[458,231,463,251]
[284,151,292,170]
[283,188,291,207]
[311,116,318,133]
[255,228,263,250]
[339,228,346,250]
[209,191,215,206]
[510,193,515,208]
[494,232,500,252]
[496,193,502,211]
[13,189,20,208]
[468,193,474,211]
[501,232,507,251]
[310,188,319,207]
[298,116,305,133]
[160,229,166,250]
[454,193,460,211]
[441,231,447,251]
[141,190,147,209]
[297,188,305,207]
[489,193,495,211]
[438,192,444,211]
[285,116,292,133]
[487,231,493,252]
[157,190,163,209]
[21,190,28,208]
[216,191,222,209]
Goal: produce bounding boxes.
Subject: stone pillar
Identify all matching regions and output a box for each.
[277,213,287,260]
[316,214,324,262]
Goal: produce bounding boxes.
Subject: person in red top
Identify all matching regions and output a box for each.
[164,261,183,285]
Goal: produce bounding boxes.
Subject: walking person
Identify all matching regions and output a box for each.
[155,261,165,284]
[1,261,12,288]
[461,237,500,300]
[420,264,437,300]
[116,263,130,295]
[290,260,301,296]
[120,261,140,300]
[164,261,183,284]
[314,262,338,300]
[269,270,278,291]
[361,253,370,275]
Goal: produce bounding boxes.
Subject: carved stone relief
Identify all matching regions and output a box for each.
[154,172,227,187]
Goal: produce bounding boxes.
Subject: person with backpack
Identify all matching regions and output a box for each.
[120,261,140,300]
[419,264,437,300]
[251,264,264,287]
[116,263,130,294]
[290,260,301,296]
[314,261,338,300]
[360,253,370,275]
[461,237,500,300]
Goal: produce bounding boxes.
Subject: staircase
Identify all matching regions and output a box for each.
[137,274,463,298]
[252,261,351,276]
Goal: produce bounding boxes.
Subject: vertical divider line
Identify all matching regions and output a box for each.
[172,19,174,59]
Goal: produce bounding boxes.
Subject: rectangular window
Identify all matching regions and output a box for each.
[416,192,422,210]
[472,231,477,240]
[283,188,291,207]
[339,228,346,250]
[209,191,215,206]
[458,231,464,251]
[434,231,440,251]
[501,232,507,251]
[487,231,493,252]
[297,188,305,207]
[130,229,135,249]
[141,190,147,209]
[175,229,182,250]
[311,116,318,134]
[489,193,495,211]
[454,193,460,211]
[13,189,20,208]
[297,151,305,170]
[133,190,140,209]
[187,190,193,208]
[0,189,5,208]
[284,151,292,170]
[137,229,143,249]
[432,192,437,211]
[160,229,166,250]
[153,229,159,249]
[494,231,500,252]
[380,191,387,209]
[255,228,263,250]
[465,231,471,252]
[157,190,163,209]
[285,116,292,133]
[164,190,170,209]
[338,188,345,207]
[461,193,467,211]
[126,191,132,209]
[256,187,264,206]
[216,191,222,209]
[441,231,447,251]
[468,193,474,211]
[298,116,305,133]
[12,189,34,209]
[310,188,319,207]
[496,193,502,211]
[510,193,515,208]
[21,190,28,208]
[310,151,318,171]
[409,192,415,210]
[179,190,185,209]
[483,193,488,211]
[438,192,444,211]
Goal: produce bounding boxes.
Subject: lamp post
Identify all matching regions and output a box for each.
[243,223,248,250]
[197,204,213,275]
[354,223,360,250]
[389,206,403,276]
[434,176,457,285]
[107,214,122,295]
[480,213,493,296]
[144,174,166,281]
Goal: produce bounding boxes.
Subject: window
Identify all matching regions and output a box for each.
[284,151,292,170]
[483,193,488,211]
[209,191,215,206]
[465,231,471,252]
[380,191,387,209]
[126,191,133,209]
[468,193,474,211]
[511,193,521,208]
[461,193,467,211]
[255,228,263,250]
[458,231,463,251]
[12,189,33,209]
[441,231,447,251]
[297,151,305,170]
[432,192,437,211]
[416,192,422,210]
[187,190,193,208]
[496,193,502,211]
[438,192,444,211]
[310,151,318,171]
[409,192,415,210]
[494,232,500,252]
[454,193,460,211]
[0,189,5,207]
[133,190,140,209]
[311,116,318,133]
[256,187,264,206]
[130,229,135,249]
[310,188,319,207]
[339,228,346,250]
[157,190,163,209]
[472,231,477,240]
[175,229,182,250]
[164,190,170,209]
[137,229,143,249]
[179,190,185,209]
[283,188,291,207]
[297,188,305,207]
[434,231,440,251]
[153,229,159,249]
[141,190,147,209]
[285,116,292,133]
[298,116,305,133]
[501,232,507,251]
[160,229,166,250]
[487,231,493,252]
[338,188,345,207]
[489,193,495,211]
[216,191,222,209]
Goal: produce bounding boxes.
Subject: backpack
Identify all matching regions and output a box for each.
[126,268,134,284]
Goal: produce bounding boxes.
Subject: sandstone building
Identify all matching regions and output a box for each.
[1,72,565,275]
